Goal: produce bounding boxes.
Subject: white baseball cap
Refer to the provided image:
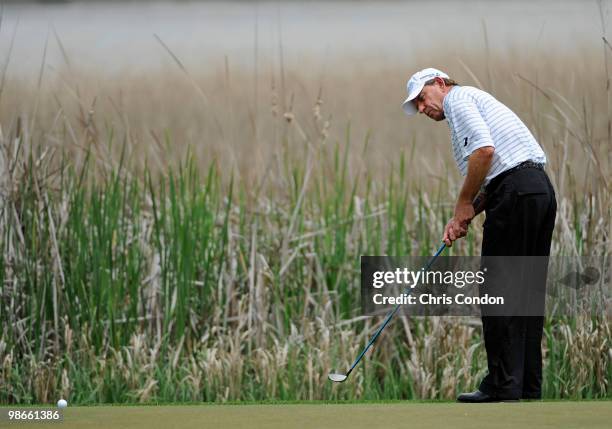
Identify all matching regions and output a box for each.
[401,68,449,116]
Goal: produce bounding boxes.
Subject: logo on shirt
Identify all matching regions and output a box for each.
[464,137,468,147]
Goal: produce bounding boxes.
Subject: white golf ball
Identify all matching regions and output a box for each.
[57,399,68,409]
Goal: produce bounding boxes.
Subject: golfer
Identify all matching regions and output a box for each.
[402,68,556,402]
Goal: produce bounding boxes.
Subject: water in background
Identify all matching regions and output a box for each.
[0,0,606,78]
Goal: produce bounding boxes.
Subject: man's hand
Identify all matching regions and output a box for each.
[443,219,467,246]
[443,201,475,246]
[442,146,494,247]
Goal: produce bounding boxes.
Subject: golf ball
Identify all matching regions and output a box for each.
[57,399,68,409]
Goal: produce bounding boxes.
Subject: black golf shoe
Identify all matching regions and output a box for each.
[456,390,519,403]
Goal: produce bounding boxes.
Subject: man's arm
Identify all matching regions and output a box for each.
[472,191,487,216]
[443,146,494,246]
[456,146,494,220]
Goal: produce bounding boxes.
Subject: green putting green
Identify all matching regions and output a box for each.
[4,402,611,429]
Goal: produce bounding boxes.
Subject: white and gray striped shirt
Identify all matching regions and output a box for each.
[443,86,546,184]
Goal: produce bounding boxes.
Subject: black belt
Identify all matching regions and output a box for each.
[485,161,544,194]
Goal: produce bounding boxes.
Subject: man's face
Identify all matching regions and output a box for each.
[412,80,447,121]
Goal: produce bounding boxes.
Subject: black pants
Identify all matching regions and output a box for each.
[478,166,557,399]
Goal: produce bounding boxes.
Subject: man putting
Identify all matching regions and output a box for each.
[402,68,556,402]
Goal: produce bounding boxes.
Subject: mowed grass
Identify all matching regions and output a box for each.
[5,402,612,429]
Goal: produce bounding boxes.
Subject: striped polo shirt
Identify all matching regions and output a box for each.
[443,86,546,185]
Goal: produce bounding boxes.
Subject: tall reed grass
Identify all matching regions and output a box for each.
[0,37,610,403]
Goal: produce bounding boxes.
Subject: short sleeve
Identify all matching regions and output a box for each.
[449,98,495,160]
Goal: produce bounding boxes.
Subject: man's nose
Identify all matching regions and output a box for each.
[417,102,425,114]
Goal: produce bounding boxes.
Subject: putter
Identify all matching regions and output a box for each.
[328,242,447,383]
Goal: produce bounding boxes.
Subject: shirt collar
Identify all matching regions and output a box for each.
[443,85,459,121]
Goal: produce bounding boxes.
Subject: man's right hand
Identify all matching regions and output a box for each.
[443,218,469,247]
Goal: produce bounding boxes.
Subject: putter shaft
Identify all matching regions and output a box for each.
[333,243,447,381]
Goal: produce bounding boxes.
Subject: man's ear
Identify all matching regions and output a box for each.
[435,76,446,89]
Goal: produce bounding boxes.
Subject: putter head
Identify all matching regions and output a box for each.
[328,373,348,383]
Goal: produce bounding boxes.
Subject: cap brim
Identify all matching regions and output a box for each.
[402,98,418,115]
[401,82,425,116]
